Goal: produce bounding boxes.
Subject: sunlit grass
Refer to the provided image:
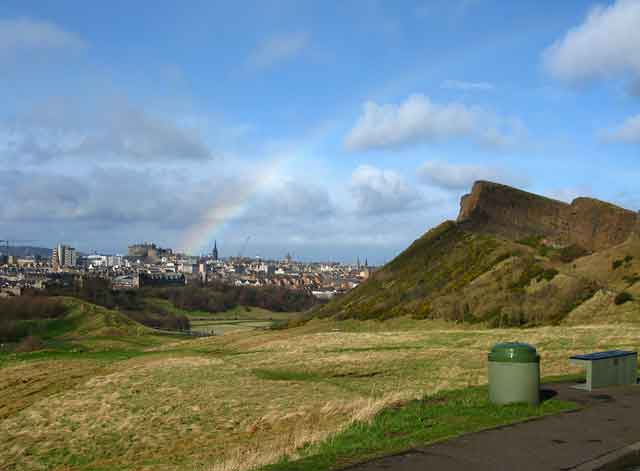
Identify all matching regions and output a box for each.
[1,317,639,471]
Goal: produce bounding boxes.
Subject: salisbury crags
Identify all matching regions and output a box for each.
[313,181,640,324]
[457,181,640,252]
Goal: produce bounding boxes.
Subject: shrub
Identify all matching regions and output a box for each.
[0,297,69,342]
[623,274,640,286]
[14,336,44,353]
[537,268,559,282]
[125,309,191,331]
[613,256,633,270]
[556,244,589,263]
[614,292,633,305]
[0,296,69,320]
[516,235,543,248]
[510,263,545,290]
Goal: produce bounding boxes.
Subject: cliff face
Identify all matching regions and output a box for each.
[457,181,639,251]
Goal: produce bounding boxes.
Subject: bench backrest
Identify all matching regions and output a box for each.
[570,350,637,361]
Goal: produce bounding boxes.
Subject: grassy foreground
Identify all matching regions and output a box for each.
[1,307,639,471]
[264,386,575,471]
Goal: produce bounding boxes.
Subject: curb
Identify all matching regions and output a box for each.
[570,441,640,471]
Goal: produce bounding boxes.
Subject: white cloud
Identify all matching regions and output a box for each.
[417,161,529,191]
[604,114,640,143]
[543,0,640,84]
[0,17,87,54]
[3,97,214,162]
[345,94,526,151]
[349,165,420,214]
[248,32,309,69]
[441,80,495,92]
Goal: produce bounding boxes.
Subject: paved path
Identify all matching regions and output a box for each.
[347,382,640,471]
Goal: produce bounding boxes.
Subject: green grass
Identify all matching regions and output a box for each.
[145,297,294,321]
[263,386,576,471]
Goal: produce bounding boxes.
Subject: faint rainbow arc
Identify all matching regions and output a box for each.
[179,155,288,255]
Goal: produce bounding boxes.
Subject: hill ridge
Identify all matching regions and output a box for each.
[457,181,639,252]
[314,181,640,324]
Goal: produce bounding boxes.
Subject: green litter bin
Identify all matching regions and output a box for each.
[488,342,540,406]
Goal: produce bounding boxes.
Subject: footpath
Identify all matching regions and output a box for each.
[347,382,640,471]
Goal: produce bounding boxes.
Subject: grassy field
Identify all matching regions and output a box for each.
[2,306,640,471]
[144,298,299,334]
[190,319,275,334]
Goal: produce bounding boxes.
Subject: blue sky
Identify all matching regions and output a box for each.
[1,0,638,263]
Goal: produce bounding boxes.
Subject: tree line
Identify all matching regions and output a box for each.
[0,296,69,342]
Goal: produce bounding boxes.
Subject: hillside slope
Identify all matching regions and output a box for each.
[315,182,640,325]
[56,297,152,338]
[2,297,153,345]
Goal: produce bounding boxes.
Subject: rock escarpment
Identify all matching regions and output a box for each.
[457,181,639,251]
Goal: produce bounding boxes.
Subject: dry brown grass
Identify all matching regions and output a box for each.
[2,319,640,471]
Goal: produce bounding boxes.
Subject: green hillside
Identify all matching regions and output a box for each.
[0,296,174,355]
[55,297,152,338]
[314,221,639,325]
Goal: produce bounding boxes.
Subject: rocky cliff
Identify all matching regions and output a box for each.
[457,181,639,251]
[313,181,640,324]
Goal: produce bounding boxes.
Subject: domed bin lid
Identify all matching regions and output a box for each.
[488,342,539,363]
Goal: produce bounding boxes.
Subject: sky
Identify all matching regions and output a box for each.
[1,0,639,263]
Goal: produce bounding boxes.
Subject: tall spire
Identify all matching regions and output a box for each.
[212,240,219,260]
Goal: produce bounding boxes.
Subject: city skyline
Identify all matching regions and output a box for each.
[1,0,639,264]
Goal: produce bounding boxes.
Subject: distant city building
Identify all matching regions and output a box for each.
[52,244,77,268]
[179,263,198,274]
[87,254,108,268]
[127,243,172,262]
[112,274,139,290]
[107,255,124,267]
[138,272,185,288]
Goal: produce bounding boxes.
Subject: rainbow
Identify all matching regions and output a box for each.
[179,154,288,255]
[179,121,334,255]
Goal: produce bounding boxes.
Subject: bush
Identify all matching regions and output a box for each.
[623,274,640,286]
[14,335,44,352]
[556,244,589,263]
[516,235,544,248]
[147,282,317,313]
[0,297,69,342]
[510,264,545,290]
[613,256,634,270]
[614,292,633,305]
[125,309,191,331]
[537,268,559,282]
[0,296,69,321]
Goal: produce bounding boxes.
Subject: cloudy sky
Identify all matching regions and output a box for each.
[1,0,639,263]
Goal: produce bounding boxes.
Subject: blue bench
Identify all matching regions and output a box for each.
[569,350,638,391]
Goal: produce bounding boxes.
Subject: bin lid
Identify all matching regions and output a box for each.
[488,342,539,363]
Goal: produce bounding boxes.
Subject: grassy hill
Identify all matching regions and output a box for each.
[0,296,183,356]
[55,297,151,337]
[313,221,640,325]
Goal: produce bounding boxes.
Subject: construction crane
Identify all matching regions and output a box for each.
[0,239,36,256]
[237,236,251,259]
